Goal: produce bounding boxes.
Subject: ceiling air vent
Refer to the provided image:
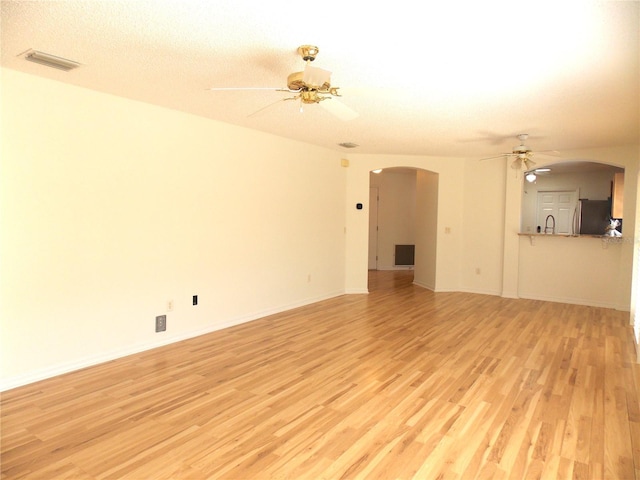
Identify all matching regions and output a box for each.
[338,142,359,149]
[23,49,80,72]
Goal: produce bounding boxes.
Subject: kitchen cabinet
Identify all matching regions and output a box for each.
[612,172,624,218]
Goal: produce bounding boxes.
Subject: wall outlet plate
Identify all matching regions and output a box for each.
[155,315,167,332]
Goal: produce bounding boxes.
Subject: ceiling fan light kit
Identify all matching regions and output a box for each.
[525,167,553,183]
[511,155,536,171]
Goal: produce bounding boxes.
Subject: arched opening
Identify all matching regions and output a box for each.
[520,160,624,236]
[367,167,438,291]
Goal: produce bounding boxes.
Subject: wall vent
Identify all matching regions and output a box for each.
[395,244,415,266]
[22,49,80,72]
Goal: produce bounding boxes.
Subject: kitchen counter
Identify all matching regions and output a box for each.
[518,232,625,246]
[518,233,623,238]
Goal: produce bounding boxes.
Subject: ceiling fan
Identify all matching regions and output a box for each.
[209,45,358,121]
[480,134,559,170]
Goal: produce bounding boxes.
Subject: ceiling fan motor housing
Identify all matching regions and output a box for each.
[287,71,333,102]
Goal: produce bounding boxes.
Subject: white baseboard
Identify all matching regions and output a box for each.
[1,290,345,392]
[458,287,503,297]
[517,292,629,311]
[412,280,435,291]
[344,288,370,294]
[376,266,414,271]
[416,284,628,311]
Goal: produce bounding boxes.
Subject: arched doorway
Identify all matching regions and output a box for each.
[367,167,438,291]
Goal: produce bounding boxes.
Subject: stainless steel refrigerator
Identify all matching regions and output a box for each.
[574,199,612,235]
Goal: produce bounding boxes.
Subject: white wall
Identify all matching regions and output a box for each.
[414,170,438,290]
[518,236,627,307]
[0,69,347,390]
[460,156,506,296]
[634,161,640,358]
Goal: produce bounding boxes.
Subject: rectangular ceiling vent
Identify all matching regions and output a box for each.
[23,49,80,72]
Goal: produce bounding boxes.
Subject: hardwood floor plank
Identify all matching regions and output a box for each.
[2,271,639,479]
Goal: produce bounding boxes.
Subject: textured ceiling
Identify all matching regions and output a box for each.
[1,0,638,157]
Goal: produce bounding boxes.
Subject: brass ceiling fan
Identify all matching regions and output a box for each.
[480,134,560,170]
[209,45,358,121]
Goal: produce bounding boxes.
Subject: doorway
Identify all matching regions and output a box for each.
[367,168,438,291]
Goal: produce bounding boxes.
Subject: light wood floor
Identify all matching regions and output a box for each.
[2,271,639,479]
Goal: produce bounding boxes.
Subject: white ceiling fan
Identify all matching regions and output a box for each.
[208,45,358,121]
[480,134,560,170]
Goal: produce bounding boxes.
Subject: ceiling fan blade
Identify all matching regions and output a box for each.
[533,150,562,157]
[319,98,359,121]
[479,154,510,161]
[207,86,284,91]
[247,96,298,118]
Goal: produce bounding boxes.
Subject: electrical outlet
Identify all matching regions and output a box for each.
[155,315,166,332]
[167,300,174,312]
